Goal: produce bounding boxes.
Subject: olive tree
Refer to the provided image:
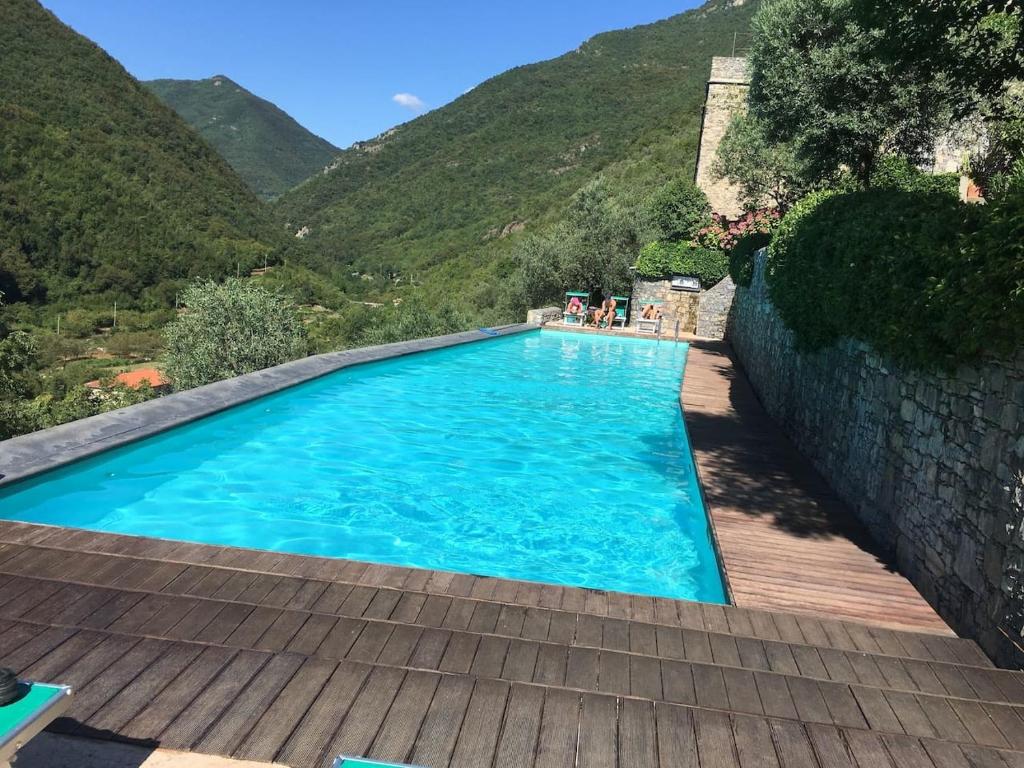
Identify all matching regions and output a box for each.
[713,113,814,211]
[646,179,711,241]
[749,0,1023,186]
[164,278,306,390]
[749,0,956,184]
[514,178,640,307]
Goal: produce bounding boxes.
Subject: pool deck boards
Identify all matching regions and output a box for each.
[0,522,1020,768]
[0,330,1021,767]
[680,340,954,636]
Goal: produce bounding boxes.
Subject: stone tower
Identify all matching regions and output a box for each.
[694,57,750,218]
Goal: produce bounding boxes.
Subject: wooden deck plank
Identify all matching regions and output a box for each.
[275,661,370,768]
[193,652,303,756]
[732,713,781,768]
[533,688,580,768]
[87,643,204,733]
[234,656,336,762]
[578,693,617,768]
[769,719,820,768]
[449,678,510,768]
[618,698,657,768]
[406,675,473,767]
[368,670,442,765]
[120,646,237,740]
[318,665,405,762]
[20,628,107,681]
[492,683,545,768]
[694,708,740,768]
[64,638,170,727]
[655,704,698,768]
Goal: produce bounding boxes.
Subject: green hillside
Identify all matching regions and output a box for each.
[0,0,287,311]
[146,76,339,200]
[273,0,758,302]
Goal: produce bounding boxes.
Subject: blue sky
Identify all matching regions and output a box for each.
[41,1,701,149]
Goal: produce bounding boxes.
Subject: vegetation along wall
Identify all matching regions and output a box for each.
[729,250,1024,668]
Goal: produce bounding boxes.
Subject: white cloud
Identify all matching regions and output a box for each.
[392,92,426,111]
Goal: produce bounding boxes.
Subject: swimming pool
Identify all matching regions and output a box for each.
[0,330,726,603]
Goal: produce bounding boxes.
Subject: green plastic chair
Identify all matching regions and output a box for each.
[0,682,72,767]
[609,295,630,329]
[595,296,630,329]
[562,291,589,325]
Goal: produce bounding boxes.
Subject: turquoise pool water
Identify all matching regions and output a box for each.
[0,330,726,603]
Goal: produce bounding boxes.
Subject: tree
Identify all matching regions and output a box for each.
[646,179,711,241]
[713,113,814,211]
[164,278,307,390]
[358,298,473,346]
[859,0,1023,119]
[514,178,640,307]
[749,0,957,184]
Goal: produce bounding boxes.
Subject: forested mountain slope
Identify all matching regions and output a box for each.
[273,0,758,294]
[146,76,339,200]
[0,0,286,310]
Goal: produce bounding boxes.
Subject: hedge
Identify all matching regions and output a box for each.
[765,186,1024,368]
[635,241,728,288]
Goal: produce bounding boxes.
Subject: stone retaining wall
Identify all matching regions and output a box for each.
[729,251,1024,667]
[630,278,700,333]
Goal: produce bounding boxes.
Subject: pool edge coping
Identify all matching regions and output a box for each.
[677,347,736,607]
[0,323,538,487]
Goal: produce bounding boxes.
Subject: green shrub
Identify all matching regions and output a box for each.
[646,180,712,242]
[765,187,1024,367]
[164,278,306,390]
[729,232,772,288]
[635,242,674,279]
[358,297,473,346]
[635,242,728,288]
[871,155,960,197]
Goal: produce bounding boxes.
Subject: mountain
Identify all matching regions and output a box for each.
[272,0,759,301]
[145,76,339,201]
[0,0,287,310]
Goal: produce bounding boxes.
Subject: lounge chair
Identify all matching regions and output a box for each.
[595,296,630,330]
[0,679,72,767]
[609,296,630,330]
[562,291,589,325]
[334,758,424,768]
[636,301,664,334]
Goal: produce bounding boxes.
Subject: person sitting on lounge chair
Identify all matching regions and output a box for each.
[565,295,583,318]
[641,303,662,320]
[592,294,617,328]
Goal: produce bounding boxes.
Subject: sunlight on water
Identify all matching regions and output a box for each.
[0,330,726,603]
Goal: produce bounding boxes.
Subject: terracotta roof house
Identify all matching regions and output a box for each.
[85,367,170,392]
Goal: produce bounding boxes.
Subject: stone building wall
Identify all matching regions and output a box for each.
[729,251,1024,667]
[629,279,700,334]
[695,276,736,340]
[694,57,749,218]
[526,306,562,325]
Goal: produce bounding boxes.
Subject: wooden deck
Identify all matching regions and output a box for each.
[681,341,953,636]
[0,521,1020,767]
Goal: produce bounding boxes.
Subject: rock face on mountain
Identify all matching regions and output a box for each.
[146,76,339,200]
[0,0,284,306]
